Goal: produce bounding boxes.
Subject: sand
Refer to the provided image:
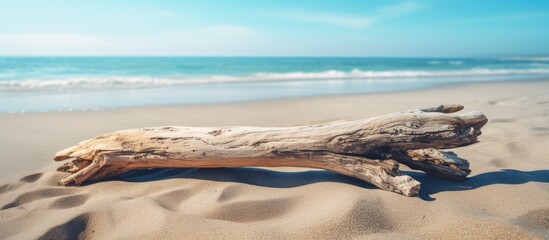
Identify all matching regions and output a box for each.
[0,80,548,239]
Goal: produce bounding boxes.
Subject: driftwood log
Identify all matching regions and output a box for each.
[54,104,487,197]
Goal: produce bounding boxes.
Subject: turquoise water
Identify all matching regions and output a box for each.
[1,57,549,112]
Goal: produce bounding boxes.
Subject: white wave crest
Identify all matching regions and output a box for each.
[500,57,549,61]
[248,68,549,80]
[1,68,549,91]
[428,61,464,65]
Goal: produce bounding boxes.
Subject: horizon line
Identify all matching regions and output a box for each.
[1,54,547,58]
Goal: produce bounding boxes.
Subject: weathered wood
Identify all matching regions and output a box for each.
[390,149,471,181]
[54,104,487,196]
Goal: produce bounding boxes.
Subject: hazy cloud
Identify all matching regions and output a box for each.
[272,1,420,28]
[148,9,179,19]
[0,24,257,55]
[201,25,254,35]
[376,2,420,18]
[0,34,111,54]
[444,11,549,24]
[277,11,373,28]
[0,34,107,47]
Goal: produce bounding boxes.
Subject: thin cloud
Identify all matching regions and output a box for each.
[0,34,113,55]
[0,24,258,55]
[279,11,373,28]
[201,25,254,35]
[444,12,549,24]
[148,9,179,19]
[376,2,420,18]
[271,1,420,28]
[0,34,108,48]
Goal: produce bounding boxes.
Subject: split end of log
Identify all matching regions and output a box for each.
[391,149,471,181]
[322,155,421,196]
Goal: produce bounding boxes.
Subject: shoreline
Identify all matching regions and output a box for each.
[3,77,548,115]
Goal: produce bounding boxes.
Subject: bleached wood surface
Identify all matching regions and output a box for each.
[54,104,487,196]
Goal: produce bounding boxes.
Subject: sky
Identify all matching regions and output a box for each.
[0,0,548,57]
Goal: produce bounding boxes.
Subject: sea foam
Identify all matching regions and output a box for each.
[500,57,549,61]
[1,68,549,91]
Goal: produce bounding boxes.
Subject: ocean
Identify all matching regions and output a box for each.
[1,56,548,113]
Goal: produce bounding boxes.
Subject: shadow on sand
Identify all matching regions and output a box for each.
[114,167,549,201]
[408,169,549,201]
[117,167,376,189]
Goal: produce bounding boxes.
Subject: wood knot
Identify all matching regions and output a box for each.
[161,127,177,131]
[405,121,422,128]
[208,129,222,136]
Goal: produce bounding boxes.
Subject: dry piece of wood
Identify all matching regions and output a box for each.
[390,149,471,181]
[54,104,487,197]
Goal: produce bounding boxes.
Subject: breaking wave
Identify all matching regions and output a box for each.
[428,61,464,65]
[2,68,549,91]
[500,57,549,61]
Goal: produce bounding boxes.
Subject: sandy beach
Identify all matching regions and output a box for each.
[0,80,548,239]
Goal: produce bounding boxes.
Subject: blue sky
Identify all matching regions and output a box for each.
[1,0,548,57]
